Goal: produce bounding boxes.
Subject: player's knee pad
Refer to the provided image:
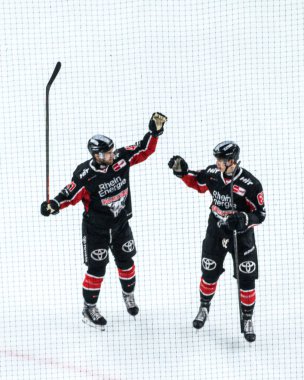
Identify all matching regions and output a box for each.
[87,265,107,278]
[112,241,136,268]
[202,269,224,284]
[239,277,255,291]
[238,258,258,282]
[120,240,137,258]
[115,257,135,271]
[87,250,109,277]
[201,257,224,283]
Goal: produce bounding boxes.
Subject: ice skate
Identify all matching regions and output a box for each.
[82,303,107,330]
[243,314,256,342]
[122,291,139,316]
[193,303,209,329]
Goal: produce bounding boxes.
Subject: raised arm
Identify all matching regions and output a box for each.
[168,156,208,193]
[117,112,167,167]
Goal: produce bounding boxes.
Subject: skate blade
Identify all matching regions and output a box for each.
[82,317,106,331]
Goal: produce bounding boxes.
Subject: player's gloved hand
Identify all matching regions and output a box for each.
[227,212,249,232]
[40,200,60,217]
[149,112,167,137]
[168,155,189,178]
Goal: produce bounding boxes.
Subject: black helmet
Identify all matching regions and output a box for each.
[213,141,240,161]
[87,135,114,156]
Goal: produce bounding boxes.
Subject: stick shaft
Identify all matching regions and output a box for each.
[230,163,244,333]
[46,62,61,202]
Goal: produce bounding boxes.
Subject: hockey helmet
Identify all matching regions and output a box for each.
[213,141,240,161]
[88,135,114,156]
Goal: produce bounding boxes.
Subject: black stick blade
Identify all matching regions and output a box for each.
[46,62,61,91]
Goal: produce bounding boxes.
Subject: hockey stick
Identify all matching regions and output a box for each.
[46,62,61,203]
[230,162,244,333]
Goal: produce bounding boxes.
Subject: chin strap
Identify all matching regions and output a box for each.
[224,160,233,174]
[92,156,108,169]
[223,164,230,174]
[224,160,240,174]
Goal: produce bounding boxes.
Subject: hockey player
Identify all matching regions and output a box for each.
[41,112,167,329]
[168,141,266,342]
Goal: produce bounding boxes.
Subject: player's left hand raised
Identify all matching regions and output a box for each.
[168,155,189,178]
[149,112,167,137]
[227,212,248,232]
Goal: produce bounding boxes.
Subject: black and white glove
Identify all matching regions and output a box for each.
[168,155,189,178]
[227,212,249,232]
[40,200,60,217]
[149,112,167,137]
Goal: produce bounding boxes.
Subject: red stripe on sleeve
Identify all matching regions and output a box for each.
[182,174,208,193]
[82,188,91,212]
[129,136,158,167]
[59,187,87,210]
[245,198,257,212]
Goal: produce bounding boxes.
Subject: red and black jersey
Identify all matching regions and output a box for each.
[181,165,266,230]
[54,132,158,227]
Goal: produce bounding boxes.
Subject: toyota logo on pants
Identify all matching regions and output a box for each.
[122,240,135,253]
[91,249,108,261]
[239,261,256,274]
[202,258,217,271]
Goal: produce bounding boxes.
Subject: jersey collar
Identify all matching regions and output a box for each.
[89,159,110,173]
[221,167,243,185]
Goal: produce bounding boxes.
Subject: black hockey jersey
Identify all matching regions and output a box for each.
[54,132,158,227]
[181,165,266,230]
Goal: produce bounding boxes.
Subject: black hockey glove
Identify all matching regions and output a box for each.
[168,156,189,178]
[227,212,249,232]
[40,200,60,217]
[149,112,167,137]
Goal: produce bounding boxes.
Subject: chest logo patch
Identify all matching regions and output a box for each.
[113,159,127,172]
[232,185,246,196]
